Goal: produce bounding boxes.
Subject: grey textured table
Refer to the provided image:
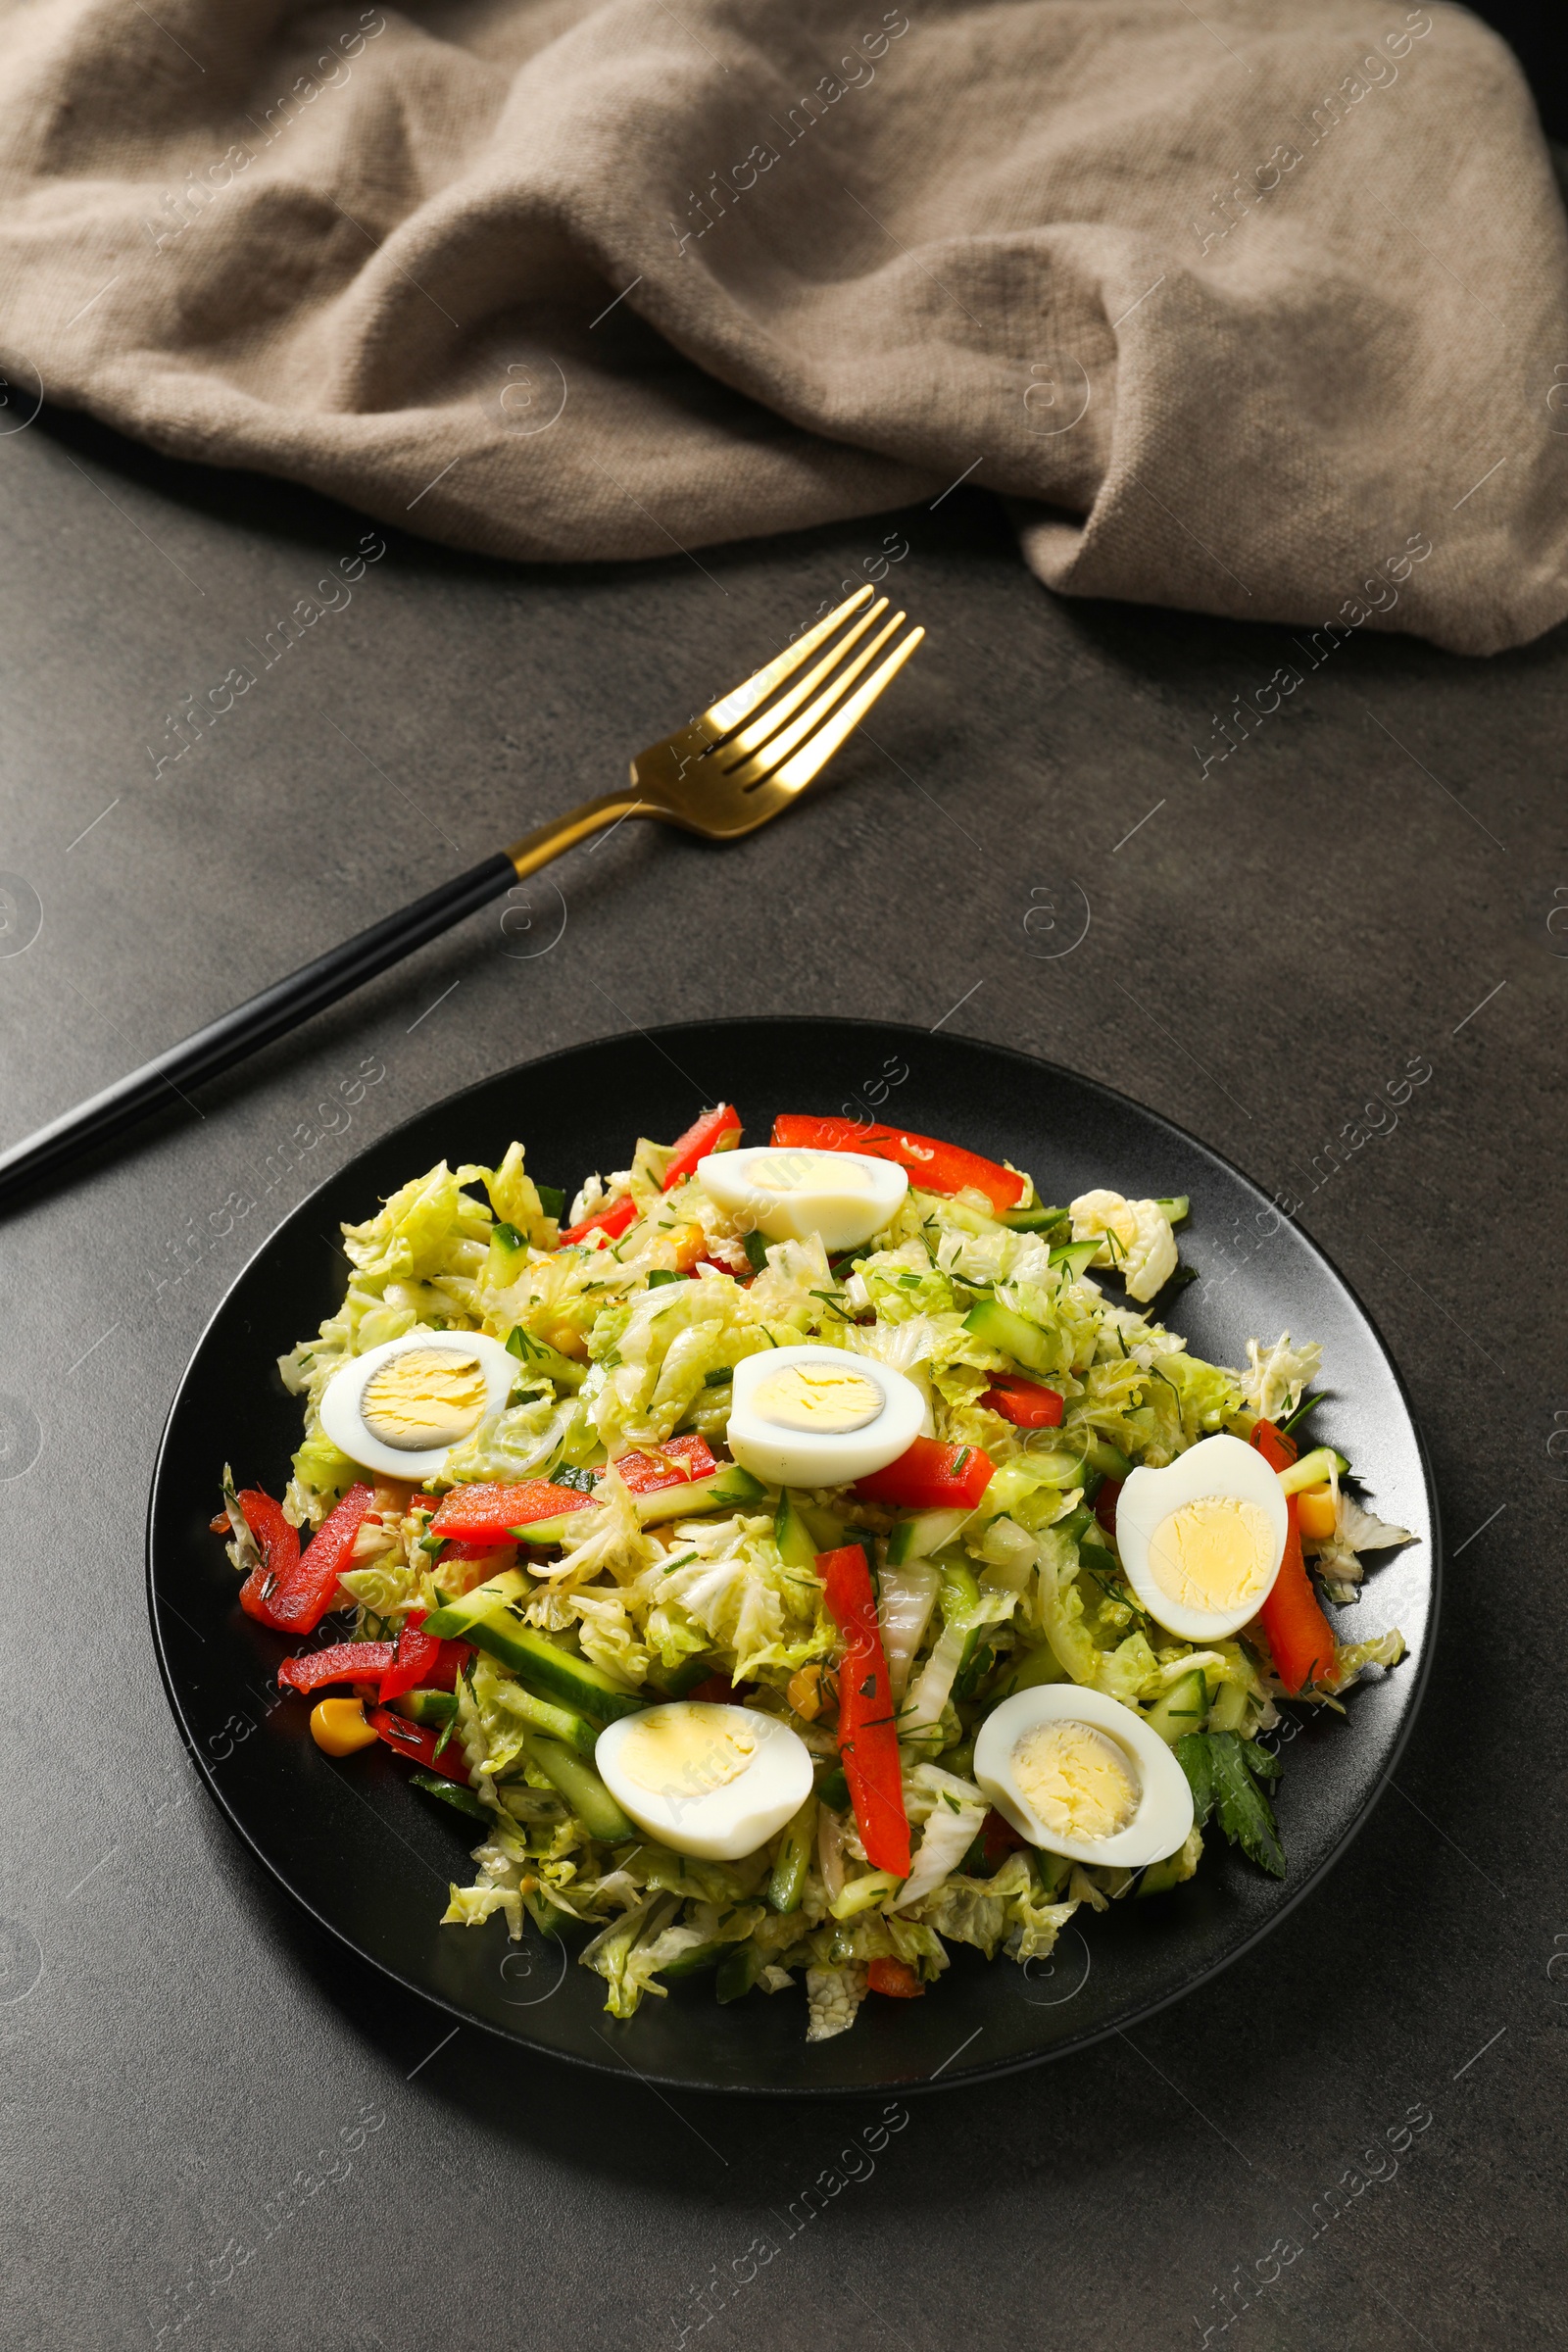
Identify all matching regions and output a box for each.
[2,401,1564,2352]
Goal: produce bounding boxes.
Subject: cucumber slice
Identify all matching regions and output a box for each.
[915,1192,1004,1237]
[1137,1848,1190,1897]
[716,1940,763,2003]
[520,1733,639,1843]
[767,1797,815,1914]
[1208,1679,1249,1734]
[799,1499,849,1552]
[1144,1667,1209,1744]
[422,1575,644,1725]
[1277,1446,1349,1495]
[1012,1446,1088,1487]
[490,1679,599,1755]
[420,1568,529,1633]
[653,1653,725,1698]
[829,1869,903,1921]
[514,1506,597,1546]
[937,1553,984,1660]
[397,1688,457,1727]
[996,1642,1069,1697]
[962,1297,1057,1377]
[1032,1848,1074,1899]
[1075,1432,1134,1481]
[1154,1196,1190,1225]
[409,1769,487,1820]
[1000,1202,1067,1233]
[486,1223,530,1288]
[657,1939,727,1981]
[773,1492,819,1574]
[1049,1240,1101,1280]
[634,1461,767,1525]
[504,1323,588,1392]
[885,1506,969,1566]
[512,1461,770,1539]
[521,1883,571,1938]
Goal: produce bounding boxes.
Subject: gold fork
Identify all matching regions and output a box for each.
[505,583,920,871]
[0,586,923,1209]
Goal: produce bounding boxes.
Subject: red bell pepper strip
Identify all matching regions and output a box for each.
[662,1102,742,1191]
[979,1376,1064,1429]
[278,1641,395,1696]
[1250,1418,1298,1473]
[376,1612,447,1704]
[278,1618,471,1703]
[239,1484,376,1635]
[819,1544,911,1878]
[694,1256,743,1282]
[685,1671,738,1704]
[433,1541,515,1596]
[979,1806,1027,1870]
[769,1115,1026,1216]
[559,1194,639,1248]
[423,1638,474,1691]
[236,1489,300,1626]
[273,1483,378,1634]
[865,1956,923,1998]
[428,1479,598,1544]
[854,1437,995,1512]
[1249,1418,1335,1693]
[612,1433,717,1496]
[368,1706,470,1785]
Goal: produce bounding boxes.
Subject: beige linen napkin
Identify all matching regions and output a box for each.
[0,0,1563,653]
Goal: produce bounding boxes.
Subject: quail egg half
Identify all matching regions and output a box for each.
[725,1345,924,1487]
[1114,1431,1288,1642]
[974,1684,1195,1868]
[595,1701,813,1861]
[318,1328,517,1481]
[697,1146,907,1254]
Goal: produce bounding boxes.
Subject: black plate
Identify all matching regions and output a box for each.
[147,1018,1439,2094]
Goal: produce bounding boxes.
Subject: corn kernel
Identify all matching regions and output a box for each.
[310,1697,379,1756]
[1297,1485,1338,1542]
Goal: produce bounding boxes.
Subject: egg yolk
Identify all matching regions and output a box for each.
[746,1151,873,1195]
[750,1362,884,1433]
[1012,1721,1139,1842]
[1148,1495,1277,1616]
[617,1705,759,1801]
[361,1348,487,1450]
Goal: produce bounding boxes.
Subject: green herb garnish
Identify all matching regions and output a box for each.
[1174,1732,1285,1878]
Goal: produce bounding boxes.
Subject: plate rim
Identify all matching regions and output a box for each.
[145,1014,1443,2095]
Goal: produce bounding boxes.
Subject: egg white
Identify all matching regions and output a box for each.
[1114,1432,1288,1642]
[974,1684,1194,1868]
[697,1146,907,1254]
[595,1702,813,1861]
[318,1328,517,1481]
[725,1346,925,1487]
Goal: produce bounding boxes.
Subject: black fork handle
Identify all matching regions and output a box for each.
[0,851,517,1213]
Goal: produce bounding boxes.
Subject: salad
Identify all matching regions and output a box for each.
[217,1107,1411,2042]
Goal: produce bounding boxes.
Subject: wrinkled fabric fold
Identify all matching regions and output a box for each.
[0,0,1563,652]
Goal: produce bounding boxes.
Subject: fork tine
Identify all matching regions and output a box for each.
[767,625,925,798]
[716,597,890,761]
[722,609,906,785]
[702,585,874,735]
